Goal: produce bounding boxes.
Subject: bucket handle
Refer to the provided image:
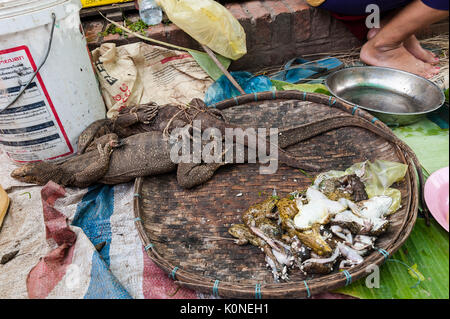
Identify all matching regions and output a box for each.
[0,13,57,114]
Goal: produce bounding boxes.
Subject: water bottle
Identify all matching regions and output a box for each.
[138,0,163,25]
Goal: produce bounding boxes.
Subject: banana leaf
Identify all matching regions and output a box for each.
[271,80,331,96]
[188,50,231,81]
[335,218,449,299]
[393,119,449,175]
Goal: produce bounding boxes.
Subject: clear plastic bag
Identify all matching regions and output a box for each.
[156,0,247,60]
[313,160,408,214]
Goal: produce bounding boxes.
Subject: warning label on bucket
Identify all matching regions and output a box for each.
[0,46,73,162]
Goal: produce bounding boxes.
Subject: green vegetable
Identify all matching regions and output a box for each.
[99,24,126,37]
[100,19,150,38]
[125,19,149,34]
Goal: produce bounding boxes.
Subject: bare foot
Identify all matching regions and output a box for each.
[360,39,440,79]
[404,35,439,65]
[367,28,439,65]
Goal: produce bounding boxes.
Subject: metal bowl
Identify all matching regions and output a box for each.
[325,66,446,126]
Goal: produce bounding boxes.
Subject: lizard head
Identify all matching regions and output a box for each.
[10,162,55,185]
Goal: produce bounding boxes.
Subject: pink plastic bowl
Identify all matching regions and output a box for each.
[424,166,449,232]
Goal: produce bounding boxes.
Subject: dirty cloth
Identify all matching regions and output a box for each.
[0,150,198,299]
[91,42,214,118]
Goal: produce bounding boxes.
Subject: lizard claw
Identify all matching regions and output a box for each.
[97,142,114,158]
[133,103,159,124]
[97,143,104,156]
[109,139,124,149]
[104,143,114,156]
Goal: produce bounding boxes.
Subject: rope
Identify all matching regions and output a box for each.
[386,259,422,289]
[162,102,205,139]
[329,96,337,106]
[377,248,422,289]
[342,270,352,286]
[213,280,220,297]
[255,283,262,299]
[303,280,311,298]
[170,266,179,280]
[377,248,390,262]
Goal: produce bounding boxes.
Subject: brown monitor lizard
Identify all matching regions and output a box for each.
[76,98,316,172]
[11,114,407,189]
[9,123,307,188]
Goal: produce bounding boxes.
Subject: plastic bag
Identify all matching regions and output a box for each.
[156,0,247,60]
[81,0,132,8]
[313,160,408,214]
[204,71,273,106]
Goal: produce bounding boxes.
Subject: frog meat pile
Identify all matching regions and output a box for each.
[228,161,406,282]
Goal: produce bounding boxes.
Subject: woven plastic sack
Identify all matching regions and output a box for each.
[156,0,247,60]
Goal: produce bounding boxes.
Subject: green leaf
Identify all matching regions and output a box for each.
[188,50,231,81]
[393,119,449,175]
[271,79,290,91]
[270,80,331,96]
[282,83,331,96]
[335,218,449,299]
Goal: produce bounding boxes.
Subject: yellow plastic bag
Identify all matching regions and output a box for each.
[156,0,247,60]
[81,0,133,8]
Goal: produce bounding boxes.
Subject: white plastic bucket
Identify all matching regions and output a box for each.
[0,0,106,163]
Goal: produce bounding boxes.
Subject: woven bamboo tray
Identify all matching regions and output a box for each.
[133,91,419,299]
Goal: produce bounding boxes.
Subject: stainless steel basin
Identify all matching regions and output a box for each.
[325,66,446,126]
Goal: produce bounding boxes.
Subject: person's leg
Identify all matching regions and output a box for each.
[360,0,448,78]
[366,9,439,64]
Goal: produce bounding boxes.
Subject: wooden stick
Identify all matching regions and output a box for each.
[201,44,246,95]
[99,12,203,54]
